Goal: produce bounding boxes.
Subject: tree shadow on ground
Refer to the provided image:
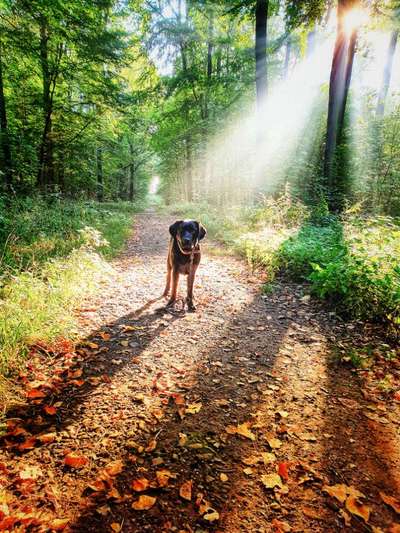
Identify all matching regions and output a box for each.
[67,290,292,532]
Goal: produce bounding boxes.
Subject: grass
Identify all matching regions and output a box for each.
[0,196,142,405]
[163,197,400,331]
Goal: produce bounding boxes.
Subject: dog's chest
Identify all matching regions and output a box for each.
[177,262,191,275]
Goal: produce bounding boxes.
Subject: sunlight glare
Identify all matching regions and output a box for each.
[343,7,369,35]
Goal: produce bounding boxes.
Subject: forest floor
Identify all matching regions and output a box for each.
[1,212,400,533]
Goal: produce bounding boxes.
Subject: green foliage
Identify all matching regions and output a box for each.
[0,197,140,273]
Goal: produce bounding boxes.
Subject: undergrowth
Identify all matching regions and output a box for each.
[164,196,400,331]
[0,197,140,404]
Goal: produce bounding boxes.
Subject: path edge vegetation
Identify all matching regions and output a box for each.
[0,198,142,410]
[164,194,400,335]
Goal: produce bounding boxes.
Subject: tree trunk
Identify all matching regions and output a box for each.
[129,142,135,202]
[37,16,55,190]
[255,0,269,106]
[376,29,399,117]
[185,135,193,202]
[96,146,103,201]
[323,0,359,209]
[283,37,291,79]
[0,41,13,190]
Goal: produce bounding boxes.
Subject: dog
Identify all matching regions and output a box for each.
[163,219,207,311]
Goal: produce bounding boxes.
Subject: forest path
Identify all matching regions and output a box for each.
[2,212,400,533]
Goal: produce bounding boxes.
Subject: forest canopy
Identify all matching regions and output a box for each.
[0,0,399,212]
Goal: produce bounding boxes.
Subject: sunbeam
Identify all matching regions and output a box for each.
[187,38,335,204]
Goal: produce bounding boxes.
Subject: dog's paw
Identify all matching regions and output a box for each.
[186,300,196,312]
[166,299,176,308]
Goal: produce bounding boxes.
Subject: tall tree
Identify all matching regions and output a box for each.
[255,0,268,104]
[323,0,360,209]
[0,40,13,190]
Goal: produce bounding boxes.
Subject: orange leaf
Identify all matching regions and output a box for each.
[236,422,256,441]
[38,432,56,444]
[278,462,289,481]
[64,453,88,468]
[87,479,106,492]
[99,332,111,341]
[380,492,400,514]
[26,388,46,399]
[68,368,83,379]
[345,495,370,522]
[156,469,174,488]
[271,518,291,532]
[131,478,149,492]
[104,460,124,477]
[179,480,193,501]
[18,437,37,451]
[388,524,400,533]
[44,405,57,415]
[71,379,85,386]
[132,495,156,510]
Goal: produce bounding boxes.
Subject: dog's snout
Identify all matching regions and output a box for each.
[182,237,191,245]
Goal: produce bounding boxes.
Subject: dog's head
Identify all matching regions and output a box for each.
[169,219,207,252]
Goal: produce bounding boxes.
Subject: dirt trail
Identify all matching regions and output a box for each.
[2,213,400,533]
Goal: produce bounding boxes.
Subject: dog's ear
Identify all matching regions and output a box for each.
[197,222,207,241]
[169,220,183,237]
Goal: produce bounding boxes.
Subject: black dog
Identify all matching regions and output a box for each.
[163,219,207,311]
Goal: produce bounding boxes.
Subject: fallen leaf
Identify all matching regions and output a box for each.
[339,509,352,527]
[243,467,253,475]
[132,495,156,510]
[145,439,157,452]
[236,422,256,441]
[131,478,149,492]
[38,432,56,444]
[48,518,69,531]
[26,388,46,399]
[388,524,400,533]
[345,495,370,522]
[261,452,276,464]
[220,473,228,482]
[18,437,37,451]
[68,368,82,379]
[104,460,124,477]
[99,332,111,341]
[179,480,193,501]
[261,473,283,489]
[323,484,348,504]
[185,403,202,414]
[278,462,289,481]
[380,492,400,514]
[110,523,121,533]
[203,509,219,522]
[19,466,42,481]
[44,405,57,415]
[267,437,282,449]
[271,518,291,532]
[156,469,175,488]
[64,453,88,468]
[242,456,260,466]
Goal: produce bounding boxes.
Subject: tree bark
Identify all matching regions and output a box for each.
[37,16,58,190]
[185,135,193,202]
[0,40,13,190]
[96,146,104,201]
[129,142,135,201]
[376,29,399,117]
[255,0,268,106]
[323,0,359,208]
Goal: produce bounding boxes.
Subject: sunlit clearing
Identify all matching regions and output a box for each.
[187,38,334,204]
[149,175,160,195]
[343,7,369,35]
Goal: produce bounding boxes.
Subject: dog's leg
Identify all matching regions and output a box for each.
[167,269,179,306]
[186,265,197,312]
[163,262,171,298]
